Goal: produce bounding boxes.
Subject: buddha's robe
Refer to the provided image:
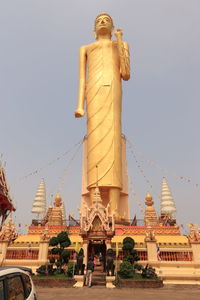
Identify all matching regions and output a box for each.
[86,40,122,189]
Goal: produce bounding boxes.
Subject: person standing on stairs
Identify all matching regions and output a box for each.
[85,257,95,287]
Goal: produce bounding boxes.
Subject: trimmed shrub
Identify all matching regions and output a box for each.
[119,261,134,278]
[49,237,59,247]
[123,237,135,247]
[49,231,71,274]
[49,257,55,264]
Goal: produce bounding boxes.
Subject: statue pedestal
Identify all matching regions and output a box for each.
[106,276,115,288]
[73,275,85,288]
[146,240,158,262]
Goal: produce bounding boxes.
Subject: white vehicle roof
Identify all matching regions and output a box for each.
[0,267,30,277]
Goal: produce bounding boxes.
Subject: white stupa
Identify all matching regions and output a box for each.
[32,179,46,218]
[160,177,176,217]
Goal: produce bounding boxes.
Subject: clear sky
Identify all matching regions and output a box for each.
[0,0,199,232]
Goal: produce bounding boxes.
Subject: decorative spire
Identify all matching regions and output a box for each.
[60,199,67,226]
[92,186,103,207]
[32,179,46,216]
[144,193,158,226]
[0,159,15,230]
[160,177,176,217]
[0,159,13,204]
[145,193,153,206]
[0,213,18,242]
[54,193,62,207]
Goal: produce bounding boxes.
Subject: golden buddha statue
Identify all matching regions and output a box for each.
[75,13,130,216]
[48,193,63,226]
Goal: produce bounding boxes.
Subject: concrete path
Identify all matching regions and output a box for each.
[36,286,200,300]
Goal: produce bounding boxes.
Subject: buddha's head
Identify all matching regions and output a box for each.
[94,13,114,39]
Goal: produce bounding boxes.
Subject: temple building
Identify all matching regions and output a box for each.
[0,160,15,230]
[0,172,200,285]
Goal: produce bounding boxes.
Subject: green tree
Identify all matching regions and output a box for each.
[49,231,71,274]
[119,237,140,279]
[119,261,134,278]
[122,237,140,264]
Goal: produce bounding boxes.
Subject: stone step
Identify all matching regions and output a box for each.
[92,283,106,286]
[92,273,106,286]
[92,282,105,286]
[90,286,106,289]
[94,268,104,272]
[93,279,106,282]
[92,278,106,281]
[93,272,106,276]
[93,277,106,280]
[92,277,106,282]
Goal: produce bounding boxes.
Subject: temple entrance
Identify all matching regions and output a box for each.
[88,240,106,271]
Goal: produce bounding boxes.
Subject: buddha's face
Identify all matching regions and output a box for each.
[95,14,113,37]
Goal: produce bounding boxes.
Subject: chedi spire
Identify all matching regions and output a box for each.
[160,177,176,217]
[32,179,46,217]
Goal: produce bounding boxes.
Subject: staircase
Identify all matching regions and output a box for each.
[92,265,106,287]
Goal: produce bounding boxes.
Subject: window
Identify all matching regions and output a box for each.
[0,280,4,300]
[22,274,32,297]
[7,276,24,300]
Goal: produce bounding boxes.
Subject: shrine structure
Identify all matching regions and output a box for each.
[0,176,200,285]
[0,160,15,230]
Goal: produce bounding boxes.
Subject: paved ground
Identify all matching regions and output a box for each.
[36,286,200,300]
